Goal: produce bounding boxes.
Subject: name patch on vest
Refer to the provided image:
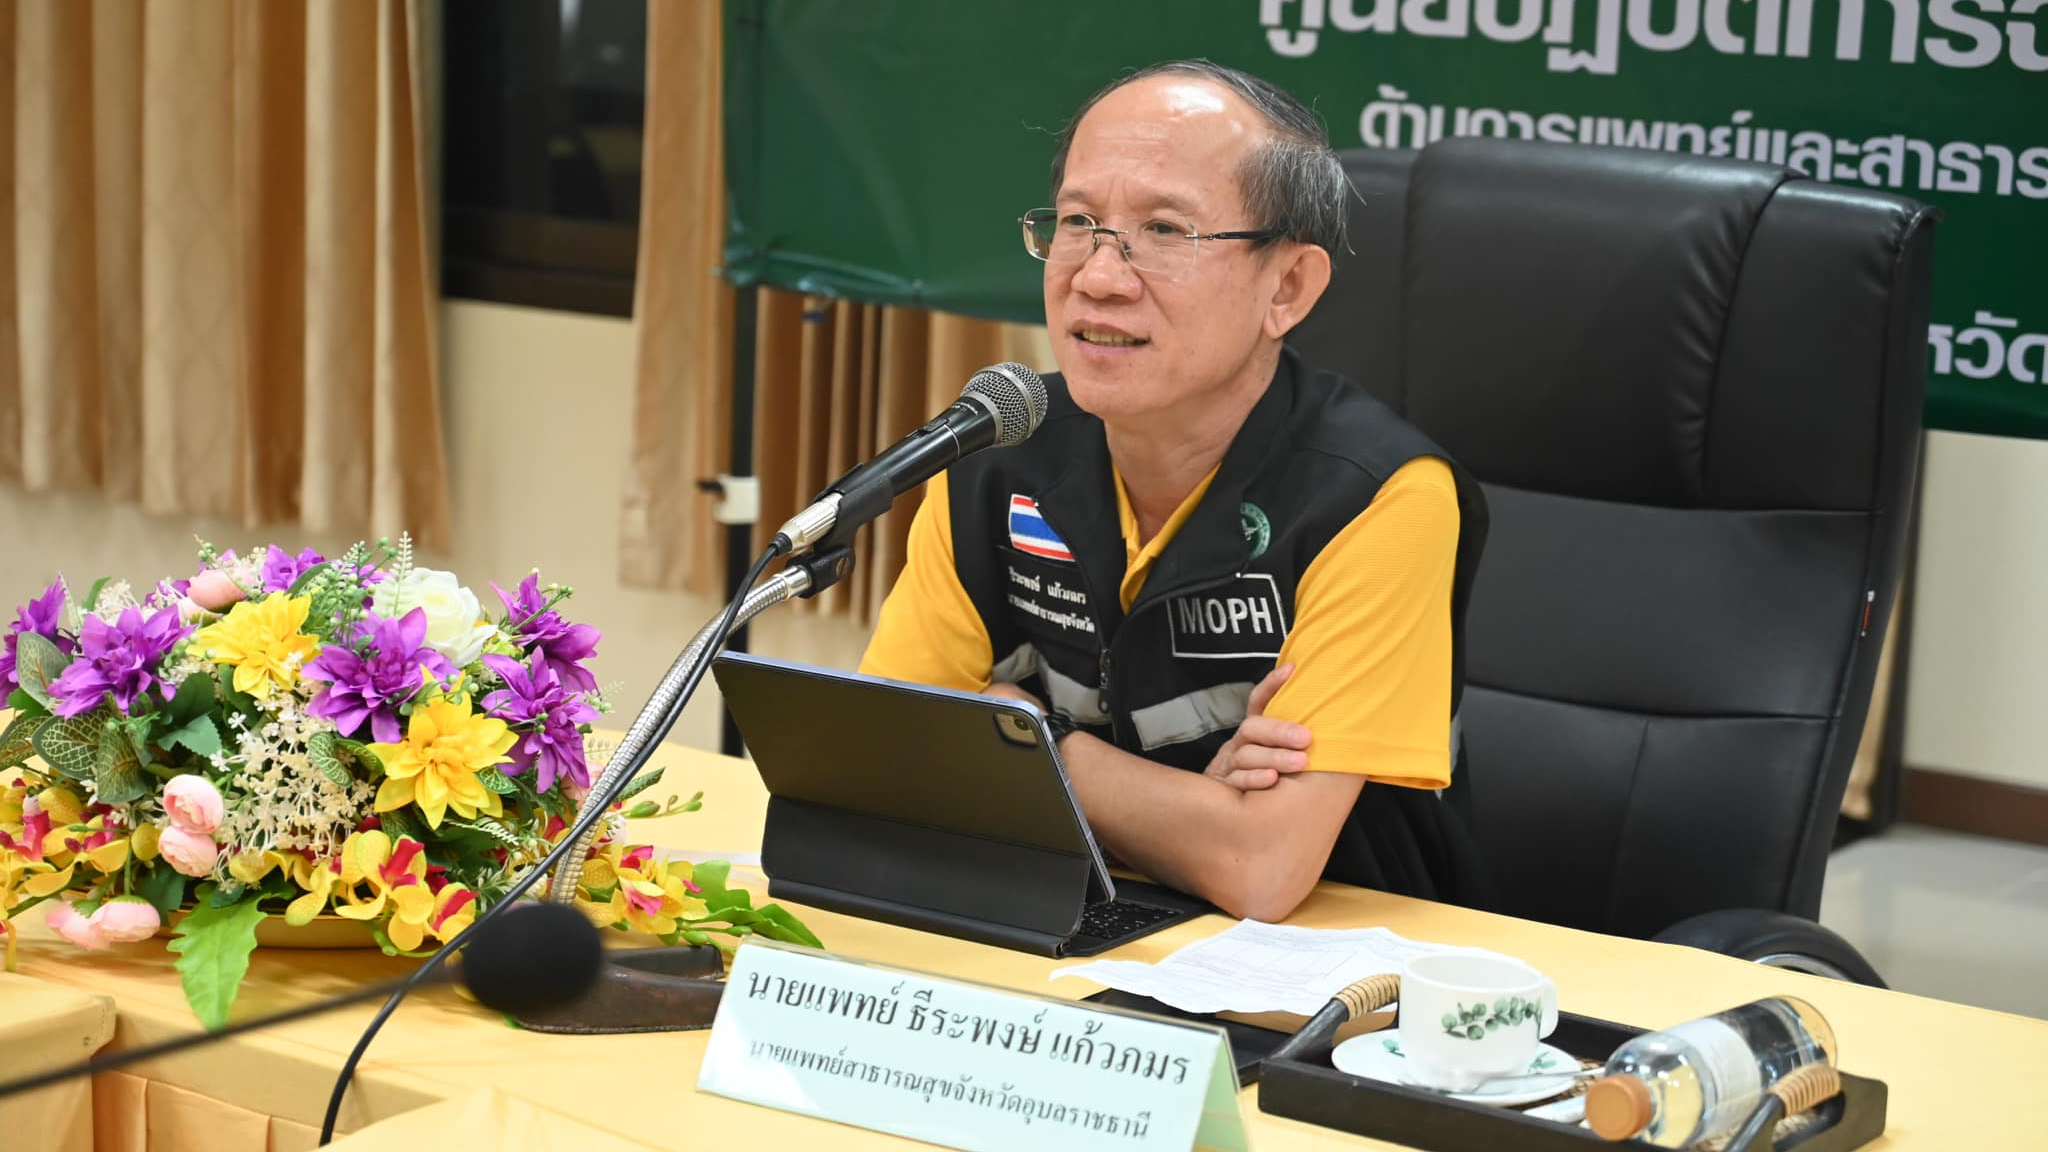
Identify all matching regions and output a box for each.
[1006,562,1095,635]
[1168,574,1288,659]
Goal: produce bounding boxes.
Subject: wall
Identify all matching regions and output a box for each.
[1,300,875,753]
[6,304,2045,791]
[1902,430,2048,792]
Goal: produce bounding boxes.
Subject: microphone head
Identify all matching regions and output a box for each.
[963,362,1048,448]
[458,901,605,1015]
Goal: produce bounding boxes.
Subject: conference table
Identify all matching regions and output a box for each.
[8,744,2047,1151]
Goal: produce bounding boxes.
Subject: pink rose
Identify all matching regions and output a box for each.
[186,571,247,612]
[89,896,161,944]
[46,901,110,950]
[163,774,226,834]
[157,825,221,877]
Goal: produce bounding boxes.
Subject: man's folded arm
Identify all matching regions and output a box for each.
[1062,458,1462,920]
[1059,735,1364,921]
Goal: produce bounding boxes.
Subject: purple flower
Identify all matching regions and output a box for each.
[303,608,456,743]
[0,580,74,691]
[480,653,598,792]
[492,574,600,693]
[46,606,191,717]
[261,547,327,593]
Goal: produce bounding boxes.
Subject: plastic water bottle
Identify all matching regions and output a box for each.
[1584,997,1837,1146]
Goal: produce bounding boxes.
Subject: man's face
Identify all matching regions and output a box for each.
[1045,76,1284,424]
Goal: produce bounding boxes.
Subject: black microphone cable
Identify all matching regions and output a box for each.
[317,539,787,1143]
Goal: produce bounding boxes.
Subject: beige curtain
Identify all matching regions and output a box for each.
[622,0,1049,624]
[0,0,449,547]
[748,295,1050,624]
[1841,589,1905,823]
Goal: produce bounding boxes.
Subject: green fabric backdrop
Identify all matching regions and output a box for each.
[723,0,2048,437]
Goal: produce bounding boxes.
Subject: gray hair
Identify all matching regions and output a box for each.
[1047,59,1350,255]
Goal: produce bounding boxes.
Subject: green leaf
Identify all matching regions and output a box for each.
[380,806,426,844]
[133,863,191,919]
[94,721,150,804]
[690,858,732,897]
[84,576,114,613]
[159,715,224,759]
[0,712,50,770]
[33,714,104,780]
[452,818,522,848]
[307,731,379,788]
[118,714,155,764]
[161,673,217,729]
[475,767,520,795]
[754,903,823,949]
[613,767,666,804]
[13,632,70,709]
[168,895,270,1030]
[7,687,50,718]
[285,561,335,598]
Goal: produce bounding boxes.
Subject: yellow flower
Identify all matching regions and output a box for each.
[189,595,320,697]
[422,884,478,947]
[280,852,340,926]
[226,848,274,886]
[369,692,514,829]
[382,882,479,953]
[37,786,84,828]
[576,843,707,938]
[1,846,55,918]
[332,831,434,940]
[130,823,162,862]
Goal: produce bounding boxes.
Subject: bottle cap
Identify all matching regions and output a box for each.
[1585,1074,1655,1141]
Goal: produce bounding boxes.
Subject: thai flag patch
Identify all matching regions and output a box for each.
[1008,494,1075,562]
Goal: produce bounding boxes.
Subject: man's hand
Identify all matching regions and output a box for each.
[1204,664,1312,792]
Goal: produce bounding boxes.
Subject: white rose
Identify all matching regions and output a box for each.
[372,567,498,668]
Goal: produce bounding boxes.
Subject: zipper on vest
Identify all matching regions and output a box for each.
[1097,649,1112,714]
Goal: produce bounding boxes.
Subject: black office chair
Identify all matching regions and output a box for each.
[1289,139,1936,985]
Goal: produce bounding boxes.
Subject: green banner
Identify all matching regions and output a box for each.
[723,0,2048,438]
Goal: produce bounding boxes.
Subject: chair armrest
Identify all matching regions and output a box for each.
[1652,909,1888,988]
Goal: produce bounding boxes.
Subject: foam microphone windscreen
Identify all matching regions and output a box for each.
[458,901,605,1014]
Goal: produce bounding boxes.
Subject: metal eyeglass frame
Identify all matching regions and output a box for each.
[1019,208,1282,278]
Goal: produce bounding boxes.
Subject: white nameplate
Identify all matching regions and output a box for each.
[698,940,1249,1152]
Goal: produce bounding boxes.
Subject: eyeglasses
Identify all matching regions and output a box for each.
[1019,209,1282,280]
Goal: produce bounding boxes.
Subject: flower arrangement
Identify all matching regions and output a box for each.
[0,537,816,1028]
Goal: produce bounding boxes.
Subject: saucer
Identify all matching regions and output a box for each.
[1330,1028,1583,1107]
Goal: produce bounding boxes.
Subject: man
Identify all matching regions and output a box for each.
[860,60,1488,922]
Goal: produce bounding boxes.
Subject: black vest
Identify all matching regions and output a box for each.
[946,350,1496,906]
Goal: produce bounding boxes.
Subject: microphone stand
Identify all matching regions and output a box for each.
[316,541,856,1143]
[546,545,854,904]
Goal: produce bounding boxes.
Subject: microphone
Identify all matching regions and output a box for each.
[0,902,602,1100]
[775,362,1048,555]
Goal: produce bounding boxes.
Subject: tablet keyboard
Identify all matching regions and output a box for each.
[1077,899,1182,941]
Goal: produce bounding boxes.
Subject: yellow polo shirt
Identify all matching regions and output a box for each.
[859,457,1459,788]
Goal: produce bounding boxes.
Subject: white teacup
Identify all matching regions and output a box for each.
[1397,953,1560,1091]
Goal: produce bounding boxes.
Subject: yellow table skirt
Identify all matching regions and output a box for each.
[0,971,116,1152]
[7,744,2048,1150]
